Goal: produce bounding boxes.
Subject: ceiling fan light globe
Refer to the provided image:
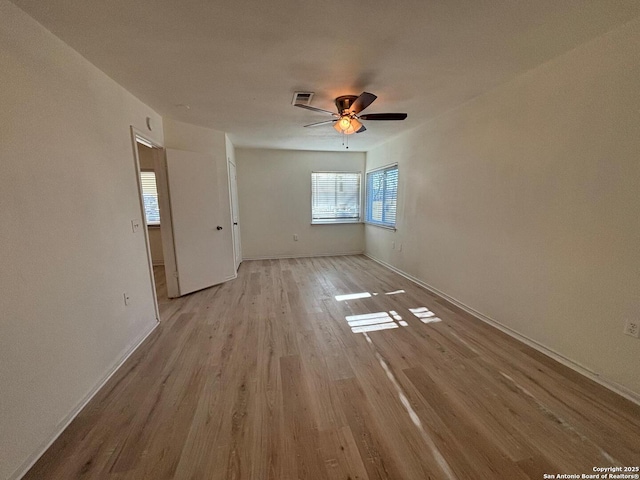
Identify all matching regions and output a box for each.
[338,116,352,131]
[350,118,363,131]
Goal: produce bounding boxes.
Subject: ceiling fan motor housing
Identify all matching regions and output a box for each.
[335,95,359,114]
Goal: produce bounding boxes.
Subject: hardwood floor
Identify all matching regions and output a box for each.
[25,256,640,479]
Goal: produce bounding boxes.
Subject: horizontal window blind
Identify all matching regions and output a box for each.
[366,164,398,227]
[140,171,160,225]
[311,172,361,223]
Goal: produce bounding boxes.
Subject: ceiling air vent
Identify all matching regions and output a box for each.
[292,91,314,106]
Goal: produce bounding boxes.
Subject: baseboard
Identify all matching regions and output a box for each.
[243,250,364,261]
[364,253,640,406]
[10,321,159,480]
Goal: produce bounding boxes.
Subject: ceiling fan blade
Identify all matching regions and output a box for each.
[359,113,407,121]
[304,119,337,128]
[356,124,367,133]
[295,104,337,116]
[349,92,377,114]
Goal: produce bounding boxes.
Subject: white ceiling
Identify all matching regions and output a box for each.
[12,0,640,152]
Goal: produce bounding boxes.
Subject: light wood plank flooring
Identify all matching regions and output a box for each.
[25,255,640,479]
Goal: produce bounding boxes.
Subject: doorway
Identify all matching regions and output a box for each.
[133,130,238,302]
[130,129,169,318]
[136,139,168,304]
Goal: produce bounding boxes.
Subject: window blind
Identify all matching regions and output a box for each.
[366,164,398,227]
[140,171,160,225]
[311,172,361,223]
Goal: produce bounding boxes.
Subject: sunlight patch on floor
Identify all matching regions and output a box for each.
[409,307,442,324]
[346,311,406,333]
[385,289,405,296]
[335,292,372,301]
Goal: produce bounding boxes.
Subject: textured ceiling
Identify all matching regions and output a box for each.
[12,0,640,152]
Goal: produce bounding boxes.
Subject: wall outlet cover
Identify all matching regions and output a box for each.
[624,319,639,338]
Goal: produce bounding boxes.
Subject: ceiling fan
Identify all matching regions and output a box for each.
[295,92,407,135]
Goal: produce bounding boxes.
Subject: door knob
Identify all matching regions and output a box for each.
[233,222,238,225]
[216,226,223,230]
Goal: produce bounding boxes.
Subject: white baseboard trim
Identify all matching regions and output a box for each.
[243,251,364,261]
[364,253,640,406]
[11,321,159,480]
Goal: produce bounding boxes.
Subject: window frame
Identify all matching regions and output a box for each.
[365,163,398,229]
[140,169,161,226]
[310,171,362,225]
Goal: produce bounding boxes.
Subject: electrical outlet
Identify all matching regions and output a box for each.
[293,234,298,241]
[624,319,639,338]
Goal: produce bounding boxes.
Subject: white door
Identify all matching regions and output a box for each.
[228,160,242,270]
[165,148,229,295]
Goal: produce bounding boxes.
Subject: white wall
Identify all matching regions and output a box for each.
[236,148,366,259]
[0,2,163,478]
[365,17,640,398]
[147,227,164,265]
[163,118,236,281]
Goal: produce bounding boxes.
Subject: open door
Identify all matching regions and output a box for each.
[228,160,242,271]
[162,148,231,296]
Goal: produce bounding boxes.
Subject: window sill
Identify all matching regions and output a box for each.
[364,222,396,231]
[311,220,363,226]
[146,223,161,229]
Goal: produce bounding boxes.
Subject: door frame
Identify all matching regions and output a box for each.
[129,126,163,321]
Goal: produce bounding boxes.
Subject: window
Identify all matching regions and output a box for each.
[366,164,398,228]
[311,172,361,224]
[140,171,160,225]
